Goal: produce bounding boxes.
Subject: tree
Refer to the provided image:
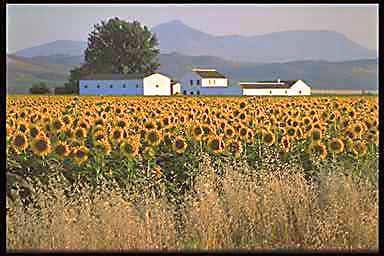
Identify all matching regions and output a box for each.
[66,65,90,94]
[84,17,160,74]
[29,82,50,94]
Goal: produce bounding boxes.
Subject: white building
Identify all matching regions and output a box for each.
[79,72,180,96]
[180,68,228,95]
[240,79,311,96]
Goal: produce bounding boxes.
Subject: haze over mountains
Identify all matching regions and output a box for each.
[7,20,378,94]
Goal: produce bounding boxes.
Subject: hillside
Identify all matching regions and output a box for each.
[6,54,71,94]
[6,52,378,94]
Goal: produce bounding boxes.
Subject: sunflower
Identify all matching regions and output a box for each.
[238,126,249,140]
[92,129,106,144]
[262,131,275,146]
[51,118,64,132]
[281,135,291,152]
[120,139,140,159]
[310,128,322,142]
[28,124,40,139]
[31,133,51,156]
[191,124,204,141]
[173,136,188,154]
[286,126,297,138]
[12,132,29,153]
[94,139,112,155]
[73,146,89,165]
[74,127,87,140]
[352,140,367,158]
[17,121,28,133]
[110,127,123,143]
[225,139,243,158]
[53,142,70,159]
[352,122,365,136]
[144,120,156,130]
[328,138,345,154]
[206,135,224,154]
[309,142,327,160]
[224,125,236,139]
[145,130,161,146]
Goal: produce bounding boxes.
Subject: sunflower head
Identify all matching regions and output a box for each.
[73,146,89,165]
[173,136,188,154]
[120,139,140,159]
[262,131,275,146]
[12,132,29,153]
[31,133,51,157]
[206,135,224,154]
[328,138,345,154]
[53,142,70,159]
[225,139,243,158]
[145,130,161,146]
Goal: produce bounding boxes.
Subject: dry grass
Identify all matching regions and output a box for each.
[6,156,378,251]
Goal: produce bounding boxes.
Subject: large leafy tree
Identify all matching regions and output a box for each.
[67,17,160,94]
[85,17,160,74]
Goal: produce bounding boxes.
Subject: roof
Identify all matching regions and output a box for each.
[239,80,302,89]
[81,73,147,80]
[192,69,227,79]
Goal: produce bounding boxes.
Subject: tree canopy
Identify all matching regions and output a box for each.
[67,17,160,94]
[85,17,160,74]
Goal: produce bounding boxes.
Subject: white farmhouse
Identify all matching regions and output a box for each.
[180,68,228,95]
[240,79,311,96]
[79,72,180,96]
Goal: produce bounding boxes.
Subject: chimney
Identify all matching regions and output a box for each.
[277,78,281,83]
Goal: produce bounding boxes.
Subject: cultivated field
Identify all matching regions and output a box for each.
[6,95,378,251]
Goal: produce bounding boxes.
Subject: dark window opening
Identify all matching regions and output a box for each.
[190,91,194,95]
[110,85,113,88]
[156,84,159,88]
[197,80,200,85]
[213,80,216,85]
[84,85,88,89]
[136,84,139,88]
[285,90,287,94]
[197,90,200,95]
[299,90,302,94]
[183,90,187,95]
[123,84,126,88]
[270,90,272,94]
[97,85,100,89]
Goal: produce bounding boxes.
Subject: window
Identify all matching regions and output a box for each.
[213,80,216,85]
[183,90,187,95]
[97,85,100,89]
[190,91,194,95]
[156,84,159,88]
[123,84,126,88]
[110,85,113,88]
[136,84,139,88]
[299,90,302,94]
[190,80,193,86]
[197,90,200,95]
[209,80,211,85]
[270,90,272,94]
[285,90,287,94]
[197,80,200,85]
[84,85,88,89]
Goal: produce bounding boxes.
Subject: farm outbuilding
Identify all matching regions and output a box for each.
[240,79,311,96]
[79,72,180,96]
[180,68,229,95]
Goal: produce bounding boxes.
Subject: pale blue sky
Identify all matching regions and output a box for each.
[6,4,378,53]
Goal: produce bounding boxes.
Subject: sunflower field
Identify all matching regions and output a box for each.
[6,95,378,206]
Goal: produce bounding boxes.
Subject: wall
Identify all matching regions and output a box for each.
[289,80,311,95]
[180,71,201,95]
[143,73,171,96]
[201,78,228,87]
[79,80,143,95]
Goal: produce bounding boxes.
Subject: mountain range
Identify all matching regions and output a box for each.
[7,20,378,94]
[14,20,377,63]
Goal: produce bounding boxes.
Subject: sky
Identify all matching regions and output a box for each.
[6,4,378,53]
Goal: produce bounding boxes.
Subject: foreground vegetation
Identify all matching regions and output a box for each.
[6,95,378,250]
